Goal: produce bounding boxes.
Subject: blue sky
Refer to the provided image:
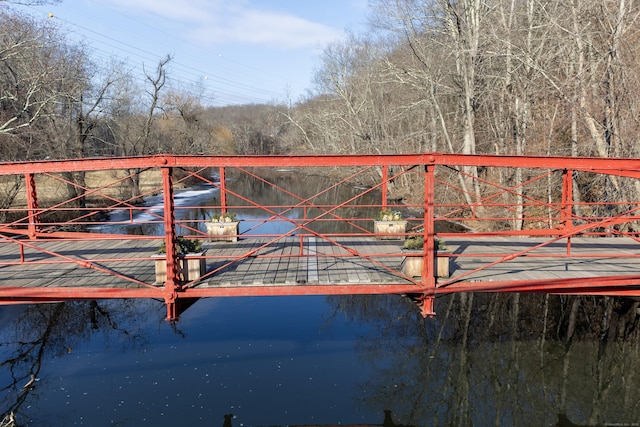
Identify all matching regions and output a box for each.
[9,0,369,106]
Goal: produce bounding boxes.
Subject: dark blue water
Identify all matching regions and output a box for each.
[0,296,379,426]
[3,293,640,426]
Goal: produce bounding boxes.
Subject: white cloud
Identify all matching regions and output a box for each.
[193,9,343,49]
[107,0,344,49]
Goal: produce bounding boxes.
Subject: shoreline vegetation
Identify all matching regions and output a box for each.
[3,166,385,209]
[0,169,171,226]
[4,169,165,209]
[3,165,405,207]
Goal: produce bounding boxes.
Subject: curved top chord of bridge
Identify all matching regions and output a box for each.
[0,153,639,321]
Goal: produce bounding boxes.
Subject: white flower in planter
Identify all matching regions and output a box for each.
[377,209,403,221]
[210,212,237,223]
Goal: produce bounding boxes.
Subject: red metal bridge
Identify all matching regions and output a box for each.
[0,153,639,320]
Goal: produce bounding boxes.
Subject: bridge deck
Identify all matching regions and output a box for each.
[0,237,638,296]
[445,236,640,282]
[203,237,410,287]
[0,237,411,290]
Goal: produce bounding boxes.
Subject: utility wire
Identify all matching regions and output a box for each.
[15,3,291,106]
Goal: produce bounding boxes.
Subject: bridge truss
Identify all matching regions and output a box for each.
[0,153,639,320]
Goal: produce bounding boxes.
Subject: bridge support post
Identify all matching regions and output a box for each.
[420,164,437,317]
[219,166,227,215]
[381,164,388,211]
[562,170,574,255]
[162,166,180,322]
[413,293,435,318]
[25,173,40,240]
[166,297,178,322]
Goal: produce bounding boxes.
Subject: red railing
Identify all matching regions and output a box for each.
[0,153,639,319]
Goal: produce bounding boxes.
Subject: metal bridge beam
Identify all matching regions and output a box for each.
[161,167,180,321]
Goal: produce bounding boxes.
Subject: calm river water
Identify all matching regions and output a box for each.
[1,172,640,426]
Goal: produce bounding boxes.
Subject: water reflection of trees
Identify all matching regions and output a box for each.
[327,293,640,426]
[226,170,384,234]
[117,170,387,237]
[0,299,158,421]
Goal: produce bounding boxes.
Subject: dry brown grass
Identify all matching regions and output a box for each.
[5,169,165,208]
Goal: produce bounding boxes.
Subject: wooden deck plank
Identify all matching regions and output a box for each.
[0,236,638,295]
[323,240,344,284]
[342,240,366,282]
[329,239,360,284]
[307,237,319,284]
[220,238,262,285]
[360,241,388,283]
[260,240,284,285]
[445,236,640,283]
[283,238,302,285]
[314,238,332,284]
[62,240,153,287]
[249,241,280,286]
[327,240,345,283]
[348,238,376,282]
[352,242,374,284]
[202,240,241,286]
[352,237,398,283]
[273,239,296,284]
[229,239,255,284]
[252,239,281,285]
[287,237,305,285]
[354,237,402,283]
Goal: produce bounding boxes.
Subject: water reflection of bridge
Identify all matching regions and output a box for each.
[0,153,640,321]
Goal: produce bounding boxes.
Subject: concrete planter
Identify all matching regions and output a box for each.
[154,251,207,283]
[206,221,240,242]
[373,220,407,240]
[402,250,450,278]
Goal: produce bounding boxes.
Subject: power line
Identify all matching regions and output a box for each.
[16,3,293,106]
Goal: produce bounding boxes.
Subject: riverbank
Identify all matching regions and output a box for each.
[5,169,166,208]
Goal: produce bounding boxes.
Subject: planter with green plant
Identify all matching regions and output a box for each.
[401,236,450,278]
[206,212,240,242]
[154,237,206,283]
[373,209,407,240]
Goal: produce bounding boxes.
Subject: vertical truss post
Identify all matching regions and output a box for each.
[162,167,180,321]
[25,173,40,240]
[219,166,227,215]
[381,164,389,211]
[166,301,178,323]
[420,163,436,317]
[562,169,574,255]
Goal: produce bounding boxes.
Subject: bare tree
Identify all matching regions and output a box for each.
[367,0,489,208]
[0,11,67,142]
[0,10,103,210]
[114,55,172,200]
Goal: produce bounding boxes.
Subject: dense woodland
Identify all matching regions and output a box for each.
[1,1,640,207]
